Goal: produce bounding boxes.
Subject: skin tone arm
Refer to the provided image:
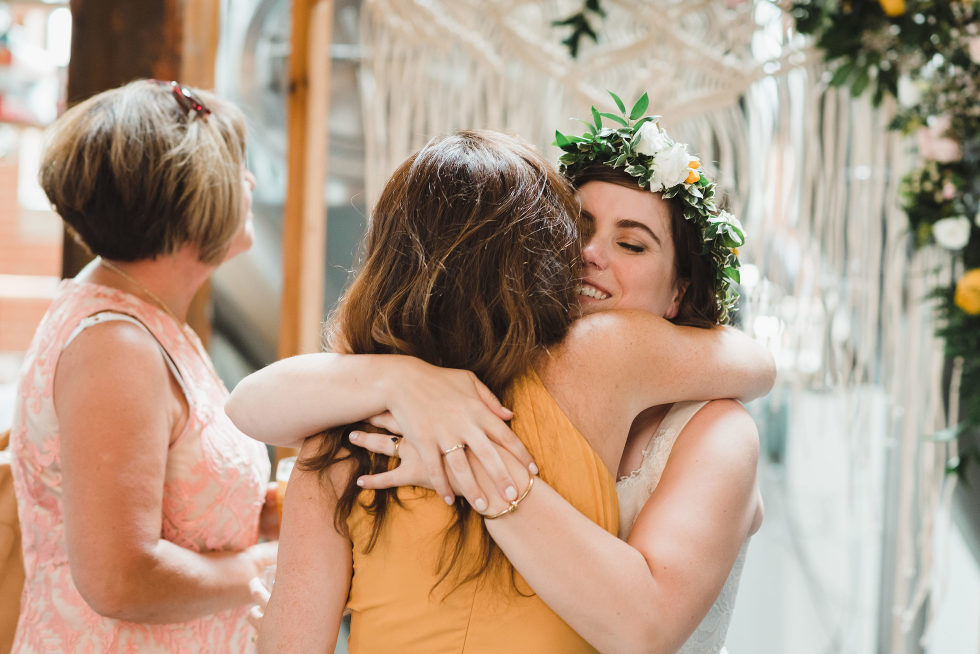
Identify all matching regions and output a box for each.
[56,321,277,623]
[227,354,534,507]
[257,437,352,653]
[537,309,774,472]
[227,311,773,508]
[350,399,761,654]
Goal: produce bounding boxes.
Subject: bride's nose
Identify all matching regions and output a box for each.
[582,237,606,269]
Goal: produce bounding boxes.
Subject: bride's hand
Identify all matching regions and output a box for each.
[377,359,537,509]
[350,427,530,517]
[348,430,429,489]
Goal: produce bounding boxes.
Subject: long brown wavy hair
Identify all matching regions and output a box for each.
[302,130,581,589]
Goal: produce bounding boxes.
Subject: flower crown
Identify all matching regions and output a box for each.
[555,91,744,322]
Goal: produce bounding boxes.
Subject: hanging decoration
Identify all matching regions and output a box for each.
[791,0,980,478]
[552,0,607,57]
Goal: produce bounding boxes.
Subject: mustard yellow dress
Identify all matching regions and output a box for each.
[346,369,619,653]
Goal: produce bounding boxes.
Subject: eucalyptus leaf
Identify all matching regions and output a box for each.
[600,112,629,127]
[631,115,655,133]
[608,90,627,114]
[829,62,854,87]
[629,93,650,121]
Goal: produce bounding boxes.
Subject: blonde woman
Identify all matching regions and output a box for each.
[9,80,277,653]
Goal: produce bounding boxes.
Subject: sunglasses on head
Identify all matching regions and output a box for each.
[157,80,211,120]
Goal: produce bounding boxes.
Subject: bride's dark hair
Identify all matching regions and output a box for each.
[303,129,581,587]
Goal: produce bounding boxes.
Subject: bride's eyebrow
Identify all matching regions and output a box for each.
[615,218,661,246]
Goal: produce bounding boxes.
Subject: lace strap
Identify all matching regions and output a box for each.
[637,400,711,482]
[63,311,193,406]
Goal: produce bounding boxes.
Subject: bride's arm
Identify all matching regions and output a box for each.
[257,437,351,653]
[226,353,534,506]
[351,400,760,654]
[548,309,775,415]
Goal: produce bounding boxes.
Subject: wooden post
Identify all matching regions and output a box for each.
[278,0,333,359]
[180,0,222,344]
[273,0,332,462]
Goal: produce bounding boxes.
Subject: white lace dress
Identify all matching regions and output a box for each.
[616,401,749,654]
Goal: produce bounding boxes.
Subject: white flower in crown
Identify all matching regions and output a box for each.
[932,216,971,250]
[651,143,697,191]
[713,209,743,232]
[634,122,671,157]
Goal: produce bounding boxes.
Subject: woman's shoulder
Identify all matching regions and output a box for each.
[56,317,175,401]
[670,399,759,473]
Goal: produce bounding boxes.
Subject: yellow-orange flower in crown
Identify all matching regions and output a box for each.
[878,0,906,16]
[954,268,980,315]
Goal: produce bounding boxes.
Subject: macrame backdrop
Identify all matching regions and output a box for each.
[358,1,958,651]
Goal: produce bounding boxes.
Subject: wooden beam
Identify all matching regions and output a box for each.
[179,0,222,344]
[180,0,220,88]
[278,0,333,359]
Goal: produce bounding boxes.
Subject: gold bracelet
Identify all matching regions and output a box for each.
[483,476,536,520]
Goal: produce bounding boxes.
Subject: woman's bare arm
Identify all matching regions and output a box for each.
[351,400,761,654]
[226,353,534,506]
[550,310,775,413]
[56,322,276,623]
[257,437,351,653]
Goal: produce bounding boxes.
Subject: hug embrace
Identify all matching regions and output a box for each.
[228,92,774,654]
[8,77,772,653]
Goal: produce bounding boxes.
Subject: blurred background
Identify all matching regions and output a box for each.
[0,1,978,652]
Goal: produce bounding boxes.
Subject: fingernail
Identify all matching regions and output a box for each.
[356,477,365,487]
[349,432,359,441]
[505,486,517,501]
[475,498,488,512]
[444,496,454,505]
[529,463,539,475]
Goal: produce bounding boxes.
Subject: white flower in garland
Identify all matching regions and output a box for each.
[652,142,698,191]
[932,216,972,250]
[634,122,671,157]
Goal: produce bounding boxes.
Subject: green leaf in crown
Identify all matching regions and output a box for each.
[555,91,745,323]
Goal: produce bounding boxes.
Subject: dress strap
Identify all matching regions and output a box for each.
[63,311,193,406]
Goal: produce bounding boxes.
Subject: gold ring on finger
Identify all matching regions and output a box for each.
[441,443,466,456]
[391,436,401,459]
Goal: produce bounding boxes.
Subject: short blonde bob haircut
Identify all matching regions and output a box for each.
[39,79,248,264]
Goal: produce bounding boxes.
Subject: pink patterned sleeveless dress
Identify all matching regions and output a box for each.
[9,279,271,653]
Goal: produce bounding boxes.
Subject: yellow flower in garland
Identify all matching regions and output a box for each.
[954,268,980,315]
[685,160,701,185]
[878,0,906,16]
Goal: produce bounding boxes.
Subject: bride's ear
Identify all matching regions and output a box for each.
[663,279,689,320]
